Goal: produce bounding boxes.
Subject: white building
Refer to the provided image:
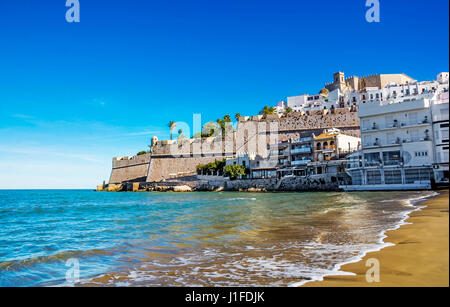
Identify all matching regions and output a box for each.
[278,72,446,115]
[431,90,449,182]
[343,74,449,190]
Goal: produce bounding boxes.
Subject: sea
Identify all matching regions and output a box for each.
[0,189,437,287]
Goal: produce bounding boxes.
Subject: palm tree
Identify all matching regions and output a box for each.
[259,105,276,117]
[178,129,183,135]
[285,107,293,114]
[167,121,176,140]
[235,113,241,121]
[223,114,231,122]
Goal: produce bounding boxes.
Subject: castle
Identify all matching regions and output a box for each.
[105,108,360,186]
[324,71,415,92]
[99,71,449,192]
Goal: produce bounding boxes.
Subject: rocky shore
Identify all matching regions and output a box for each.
[97,173,348,192]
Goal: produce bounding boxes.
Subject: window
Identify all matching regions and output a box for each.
[410,129,419,142]
[364,152,380,166]
[362,119,370,130]
[415,151,428,157]
[363,135,372,147]
[409,112,418,125]
[386,132,396,144]
[383,151,401,166]
[385,115,394,127]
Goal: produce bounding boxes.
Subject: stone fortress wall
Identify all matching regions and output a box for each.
[108,108,360,184]
[109,153,151,184]
[325,72,414,92]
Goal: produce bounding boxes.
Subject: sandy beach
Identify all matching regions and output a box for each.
[304,190,449,287]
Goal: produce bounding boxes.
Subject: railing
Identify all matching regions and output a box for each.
[364,161,381,167]
[291,147,311,154]
[322,145,336,151]
[291,160,311,166]
[364,120,431,132]
[433,114,449,122]
[383,160,401,166]
[292,137,313,143]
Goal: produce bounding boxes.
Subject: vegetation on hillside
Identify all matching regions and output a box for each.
[196,159,227,175]
[223,164,246,180]
[259,105,276,117]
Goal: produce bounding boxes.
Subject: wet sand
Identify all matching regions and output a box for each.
[304,190,449,287]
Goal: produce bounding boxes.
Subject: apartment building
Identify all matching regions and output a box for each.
[431,90,449,183]
[343,76,449,190]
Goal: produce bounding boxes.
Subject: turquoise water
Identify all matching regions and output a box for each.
[0,190,435,287]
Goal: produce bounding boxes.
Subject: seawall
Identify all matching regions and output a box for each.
[109,154,151,184]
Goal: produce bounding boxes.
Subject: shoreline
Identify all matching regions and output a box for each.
[301,189,449,287]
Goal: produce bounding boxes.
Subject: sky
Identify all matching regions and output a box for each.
[0,0,448,189]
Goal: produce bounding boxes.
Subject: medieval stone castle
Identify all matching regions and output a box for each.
[99,71,449,192]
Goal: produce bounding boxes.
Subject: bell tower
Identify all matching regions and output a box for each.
[333,72,346,90]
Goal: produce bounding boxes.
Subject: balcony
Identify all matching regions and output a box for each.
[292,137,313,143]
[291,147,311,154]
[291,159,311,166]
[383,160,401,166]
[364,161,382,167]
[433,114,449,122]
[362,120,431,134]
[321,145,336,152]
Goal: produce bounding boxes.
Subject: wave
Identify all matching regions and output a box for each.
[0,249,112,271]
[290,191,440,287]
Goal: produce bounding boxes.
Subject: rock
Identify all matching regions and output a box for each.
[155,185,171,192]
[132,183,140,192]
[107,184,123,192]
[173,185,193,192]
[247,188,264,192]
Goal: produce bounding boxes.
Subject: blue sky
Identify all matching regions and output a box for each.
[0,0,448,188]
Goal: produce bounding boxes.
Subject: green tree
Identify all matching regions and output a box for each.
[285,107,293,114]
[137,151,147,156]
[167,121,176,140]
[259,105,276,117]
[224,164,246,180]
[235,113,241,121]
